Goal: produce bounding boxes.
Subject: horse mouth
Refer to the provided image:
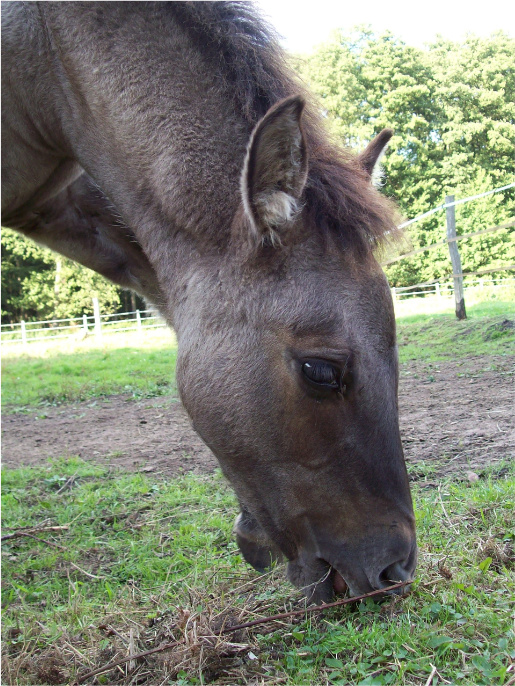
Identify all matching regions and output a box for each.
[331,567,348,595]
[312,565,349,601]
[296,559,411,605]
[328,563,415,601]
[287,549,415,604]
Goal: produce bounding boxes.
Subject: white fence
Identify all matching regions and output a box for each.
[391,276,515,301]
[1,306,167,347]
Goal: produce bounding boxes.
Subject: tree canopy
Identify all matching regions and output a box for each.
[294,29,515,286]
[1,228,135,323]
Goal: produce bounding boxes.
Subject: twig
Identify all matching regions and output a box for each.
[68,561,105,580]
[99,625,129,647]
[75,581,411,684]
[63,640,94,668]
[75,640,182,683]
[437,486,459,533]
[1,525,69,541]
[129,627,137,672]
[424,663,438,686]
[218,580,411,632]
[56,473,79,495]
[5,529,103,579]
[223,568,276,596]
[4,531,67,550]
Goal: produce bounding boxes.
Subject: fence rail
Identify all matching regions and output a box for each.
[1,307,167,346]
[382,220,515,266]
[391,276,515,300]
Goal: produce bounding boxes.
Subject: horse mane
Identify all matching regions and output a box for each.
[170,1,399,257]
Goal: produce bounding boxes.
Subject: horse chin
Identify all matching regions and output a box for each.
[286,557,349,605]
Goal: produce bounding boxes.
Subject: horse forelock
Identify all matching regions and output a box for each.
[168,1,400,258]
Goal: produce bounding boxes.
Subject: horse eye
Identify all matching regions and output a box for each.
[302,360,341,391]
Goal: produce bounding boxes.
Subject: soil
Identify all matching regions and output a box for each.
[2,356,513,482]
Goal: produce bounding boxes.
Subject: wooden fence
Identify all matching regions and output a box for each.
[383,210,515,319]
[391,276,515,300]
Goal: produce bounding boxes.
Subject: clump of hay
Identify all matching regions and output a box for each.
[478,537,515,572]
[150,604,260,683]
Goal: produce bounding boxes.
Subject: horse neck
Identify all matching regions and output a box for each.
[43,4,252,257]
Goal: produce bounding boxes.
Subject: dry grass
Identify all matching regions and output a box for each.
[2,566,309,685]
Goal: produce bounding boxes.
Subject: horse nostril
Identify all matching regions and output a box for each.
[378,540,418,590]
[379,561,410,585]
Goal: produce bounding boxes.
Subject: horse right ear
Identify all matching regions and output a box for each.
[241,96,308,246]
[358,129,393,187]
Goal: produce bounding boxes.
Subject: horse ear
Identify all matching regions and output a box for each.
[241,95,308,246]
[358,129,393,186]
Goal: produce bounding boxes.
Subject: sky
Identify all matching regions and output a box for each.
[255,0,515,52]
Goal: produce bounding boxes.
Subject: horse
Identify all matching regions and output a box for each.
[1,1,417,603]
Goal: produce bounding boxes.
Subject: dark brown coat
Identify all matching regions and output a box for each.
[1,2,416,602]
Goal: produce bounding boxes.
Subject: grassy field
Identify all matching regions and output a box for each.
[1,330,178,409]
[2,459,514,685]
[2,297,514,685]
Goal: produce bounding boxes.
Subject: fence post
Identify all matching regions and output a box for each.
[445,195,466,320]
[21,320,27,347]
[136,309,142,331]
[82,314,88,335]
[92,297,102,337]
[391,287,396,302]
[435,282,441,299]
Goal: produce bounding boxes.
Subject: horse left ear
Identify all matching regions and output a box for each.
[358,129,393,186]
[241,95,308,246]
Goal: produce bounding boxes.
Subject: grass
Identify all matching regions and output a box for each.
[1,333,178,410]
[2,458,514,685]
[396,298,515,364]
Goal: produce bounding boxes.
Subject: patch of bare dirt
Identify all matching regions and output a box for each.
[2,356,513,481]
[398,355,513,481]
[1,397,217,476]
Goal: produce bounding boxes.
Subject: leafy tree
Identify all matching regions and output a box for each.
[294,28,515,286]
[1,228,122,323]
[1,229,52,321]
[429,33,515,189]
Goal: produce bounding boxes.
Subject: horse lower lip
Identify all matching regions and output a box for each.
[332,569,348,595]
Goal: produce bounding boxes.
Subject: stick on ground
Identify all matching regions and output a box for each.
[75,580,411,684]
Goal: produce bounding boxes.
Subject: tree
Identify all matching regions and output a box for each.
[1,228,123,323]
[293,29,515,286]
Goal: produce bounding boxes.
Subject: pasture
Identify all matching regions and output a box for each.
[2,298,514,685]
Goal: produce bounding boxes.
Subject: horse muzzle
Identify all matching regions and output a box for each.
[288,528,417,604]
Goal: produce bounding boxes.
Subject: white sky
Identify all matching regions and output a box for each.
[255,0,515,52]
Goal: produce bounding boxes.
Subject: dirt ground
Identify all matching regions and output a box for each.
[2,355,513,482]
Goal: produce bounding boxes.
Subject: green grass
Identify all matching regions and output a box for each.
[1,338,178,410]
[1,459,240,613]
[396,300,515,363]
[2,458,514,685]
